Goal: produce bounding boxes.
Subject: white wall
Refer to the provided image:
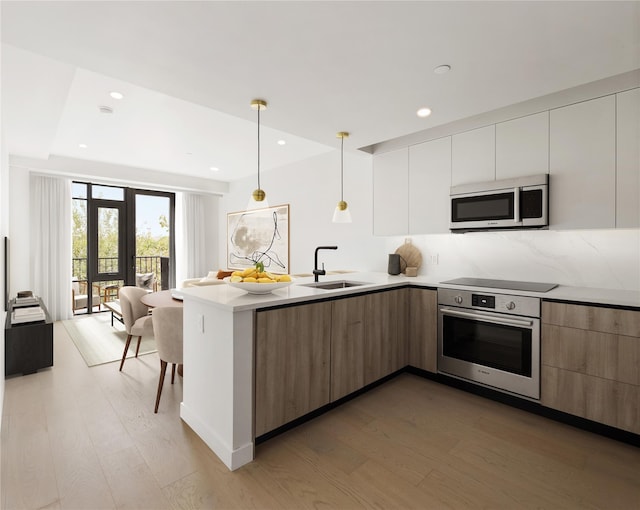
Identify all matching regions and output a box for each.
[219,150,387,275]
[218,149,640,292]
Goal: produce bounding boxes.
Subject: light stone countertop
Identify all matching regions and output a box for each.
[179,271,640,311]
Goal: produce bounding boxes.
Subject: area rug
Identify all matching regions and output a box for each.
[63,312,156,367]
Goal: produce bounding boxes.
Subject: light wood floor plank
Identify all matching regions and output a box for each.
[46,405,116,509]
[4,425,60,510]
[347,458,437,509]
[99,445,174,510]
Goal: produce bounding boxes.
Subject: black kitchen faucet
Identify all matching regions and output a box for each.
[313,246,338,282]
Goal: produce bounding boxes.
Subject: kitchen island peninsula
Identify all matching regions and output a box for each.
[178,273,640,470]
[178,273,408,470]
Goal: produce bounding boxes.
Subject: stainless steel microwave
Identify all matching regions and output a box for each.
[450,174,548,232]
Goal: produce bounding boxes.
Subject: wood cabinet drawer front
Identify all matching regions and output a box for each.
[542,302,640,337]
[542,324,640,385]
[541,366,639,434]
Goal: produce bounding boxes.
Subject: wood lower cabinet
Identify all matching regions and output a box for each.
[331,289,407,401]
[363,289,407,385]
[407,288,437,373]
[331,295,366,401]
[256,288,407,433]
[255,301,332,436]
[541,301,640,434]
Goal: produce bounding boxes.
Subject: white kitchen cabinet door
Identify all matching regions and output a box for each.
[496,111,549,179]
[408,137,451,234]
[373,147,409,235]
[616,88,640,228]
[550,95,616,230]
[451,125,495,186]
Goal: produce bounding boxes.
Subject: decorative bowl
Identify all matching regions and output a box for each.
[223,276,294,295]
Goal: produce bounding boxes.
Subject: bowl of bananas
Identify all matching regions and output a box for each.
[224,262,293,294]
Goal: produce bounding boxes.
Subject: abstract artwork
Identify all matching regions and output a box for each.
[227,204,290,273]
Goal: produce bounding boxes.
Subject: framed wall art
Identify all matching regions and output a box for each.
[227,204,290,274]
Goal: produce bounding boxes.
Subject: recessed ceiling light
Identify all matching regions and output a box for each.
[110,91,124,100]
[417,107,432,118]
[210,167,219,172]
[277,140,286,146]
[78,143,88,149]
[434,64,451,75]
[98,105,113,114]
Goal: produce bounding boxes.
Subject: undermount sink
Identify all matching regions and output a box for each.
[300,280,368,290]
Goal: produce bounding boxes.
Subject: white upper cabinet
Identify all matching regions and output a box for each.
[616,88,640,228]
[451,125,495,186]
[496,112,549,179]
[373,147,408,235]
[550,95,616,230]
[408,137,451,234]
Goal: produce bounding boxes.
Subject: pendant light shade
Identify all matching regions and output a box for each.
[332,131,352,223]
[248,99,268,209]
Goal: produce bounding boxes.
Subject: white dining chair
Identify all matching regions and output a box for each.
[150,306,183,413]
[118,286,154,371]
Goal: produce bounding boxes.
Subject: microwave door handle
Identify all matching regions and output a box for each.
[514,187,521,223]
[440,307,534,328]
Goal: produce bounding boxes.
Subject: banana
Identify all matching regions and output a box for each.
[229,265,292,284]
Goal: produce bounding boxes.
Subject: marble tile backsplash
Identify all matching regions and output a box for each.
[387,229,640,291]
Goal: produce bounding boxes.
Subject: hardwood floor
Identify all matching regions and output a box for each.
[2,320,639,509]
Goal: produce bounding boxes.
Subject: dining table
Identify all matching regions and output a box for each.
[140,289,184,376]
[140,289,184,308]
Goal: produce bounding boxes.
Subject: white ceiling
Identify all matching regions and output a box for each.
[2,1,639,182]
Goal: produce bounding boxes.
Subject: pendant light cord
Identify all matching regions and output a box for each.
[257,106,261,190]
[340,135,344,201]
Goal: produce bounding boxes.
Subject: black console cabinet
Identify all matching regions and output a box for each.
[5,298,54,376]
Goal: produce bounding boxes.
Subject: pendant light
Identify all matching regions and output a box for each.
[249,99,268,208]
[332,131,352,223]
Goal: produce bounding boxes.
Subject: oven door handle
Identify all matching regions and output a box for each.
[440,307,534,328]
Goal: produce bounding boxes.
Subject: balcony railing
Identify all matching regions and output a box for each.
[72,256,169,296]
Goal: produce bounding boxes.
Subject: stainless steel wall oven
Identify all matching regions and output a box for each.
[438,287,541,400]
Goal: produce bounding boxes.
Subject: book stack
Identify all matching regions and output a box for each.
[13,296,40,308]
[11,306,46,324]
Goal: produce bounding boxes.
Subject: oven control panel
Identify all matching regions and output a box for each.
[472,294,495,308]
[438,288,541,318]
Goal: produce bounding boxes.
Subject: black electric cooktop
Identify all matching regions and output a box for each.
[440,277,558,293]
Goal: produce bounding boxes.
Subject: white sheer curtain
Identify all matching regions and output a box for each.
[31,175,72,321]
[178,193,208,280]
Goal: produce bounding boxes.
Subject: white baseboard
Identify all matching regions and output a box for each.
[180,402,254,471]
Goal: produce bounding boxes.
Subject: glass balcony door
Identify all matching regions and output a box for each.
[130,190,175,291]
[72,183,175,314]
[90,200,126,283]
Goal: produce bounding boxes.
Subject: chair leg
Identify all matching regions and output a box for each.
[171,363,176,384]
[155,360,168,413]
[119,334,133,371]
[135,336,142,357]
